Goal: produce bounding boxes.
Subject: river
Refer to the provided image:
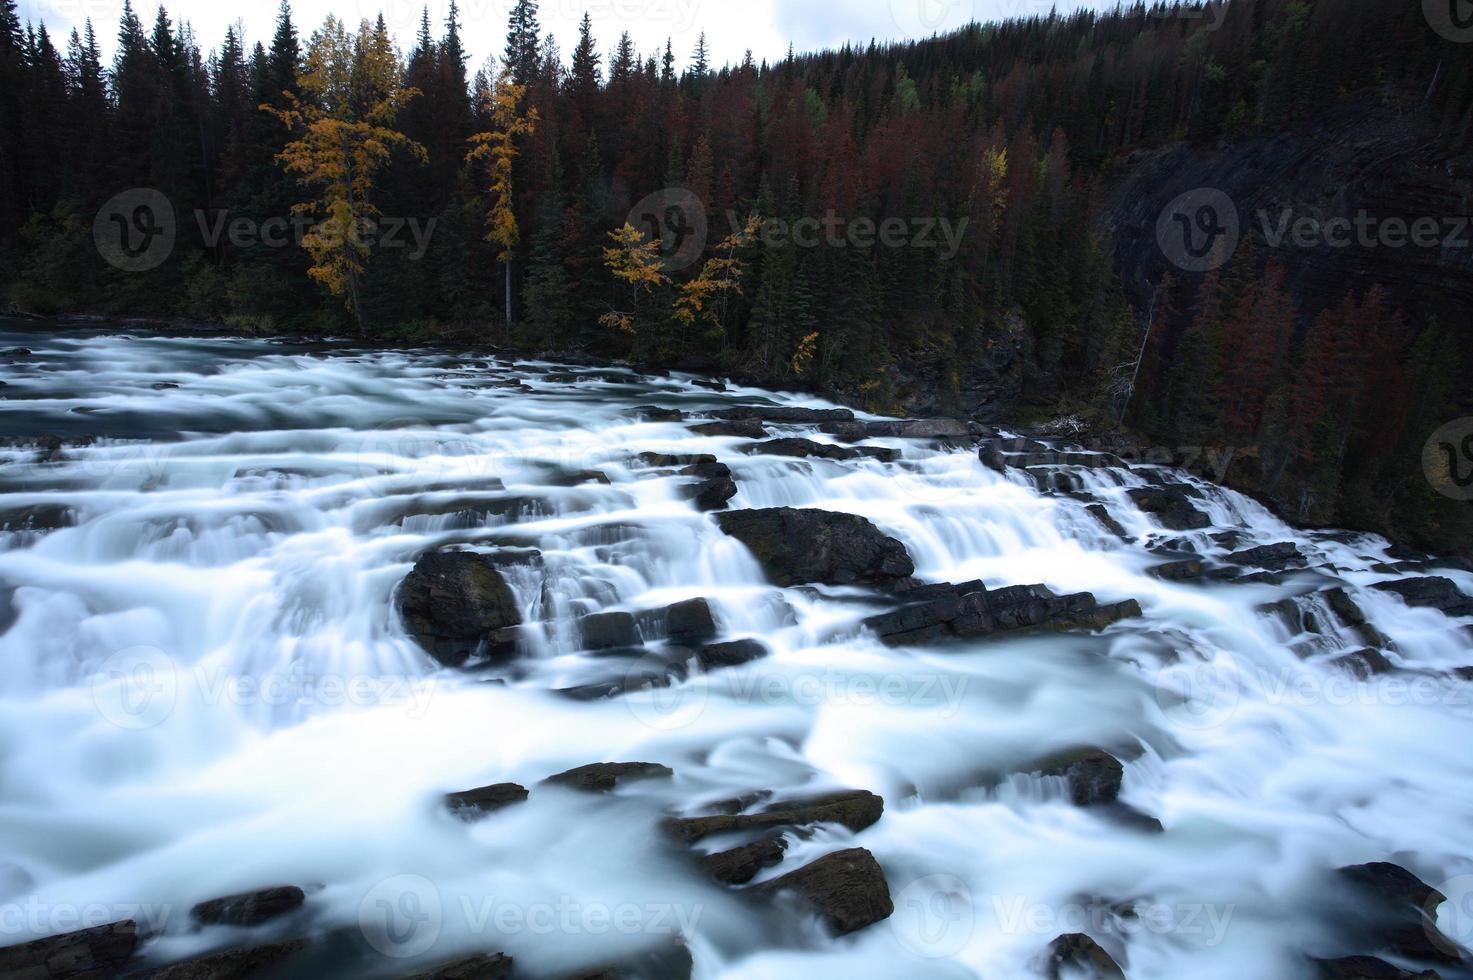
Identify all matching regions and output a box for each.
[0,323,1470,979]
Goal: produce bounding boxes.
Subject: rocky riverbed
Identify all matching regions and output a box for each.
[0,323,1470,979]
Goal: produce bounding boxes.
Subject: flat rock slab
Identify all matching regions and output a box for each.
[713,406,855,424]
[1313,955,1439,979]
[543,763,673,793]
[191,886,306,928]
[0,920,139,979]
[751,848,894,936]
[444,782,530,819]
[865,581,1141,645]
[1372,577,1473,617]
[715,508,914,588]
[666,789,883,845]
[402,953,515,979]
[142,938,309,980]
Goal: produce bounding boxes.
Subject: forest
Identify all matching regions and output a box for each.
[0,0,1470,550]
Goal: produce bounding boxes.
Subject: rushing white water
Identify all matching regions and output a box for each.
[0,325,1470,979]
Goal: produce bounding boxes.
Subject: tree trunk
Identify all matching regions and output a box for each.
[504,262,513,329]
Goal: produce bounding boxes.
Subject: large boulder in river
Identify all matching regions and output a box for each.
[1371,577,1473,617]
[715,508,914,587]
[1027,750,1125,807]
[1336,862,1466,964]
[751,848,894,936]
[191,886,306,927]
[1127,485,1211,531]
[396,551,523,667]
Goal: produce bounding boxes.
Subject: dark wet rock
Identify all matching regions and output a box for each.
[1329,649,1396,679]
[1339,864,1445,915]
[577,611,639,651]
[696,639,769,670]
[4,347,32,357]
[396,552,523,667]
[636,598,717,645]
[691,419,765,439]
[543,762,673,793]
[1226,541,1306,570]
[401,953,515,980]
[1127,485,1211,531]
[866,419,971,439]
[750,848,893,936]
[1325,588,1370,626]
[1086,504,1129,540]
[143,938,309,980]
[560,940,692,980]
[665,790,883,845]
[1337,862,1464,964]
[634,406,684,422]
[1027,750,1125,807]
[1455,667,1473,682]
[553,640,768,703]
[637,452,716,469]
[744,437,896,463]
[1372,577,1473,617]
[864,581,1142,646]
[444,782,529,819]
[713,406,854,424]
[0,920,139,979]
[685,474,738,511]
[1313,955,1440,979]
[692,378,727,392]
[1151,558,1206,582]
[1045,933,1126,980]
[715,508,914,588]
[699,836,790,885]
[0,503,76,532]
[191,885,306,928]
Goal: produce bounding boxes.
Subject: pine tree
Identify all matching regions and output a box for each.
[503,0,540,87]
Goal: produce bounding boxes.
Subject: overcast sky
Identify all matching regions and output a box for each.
[17,0,1103,74]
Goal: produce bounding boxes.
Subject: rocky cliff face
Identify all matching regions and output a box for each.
[1104,94,1473,329]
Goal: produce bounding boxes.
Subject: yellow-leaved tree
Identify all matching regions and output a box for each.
[264,15,425,335]
[674,216,760,347]
[466,68,538,329]
[598,223,670,342]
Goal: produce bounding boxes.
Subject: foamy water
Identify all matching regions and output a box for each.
[0,325,1470,979]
